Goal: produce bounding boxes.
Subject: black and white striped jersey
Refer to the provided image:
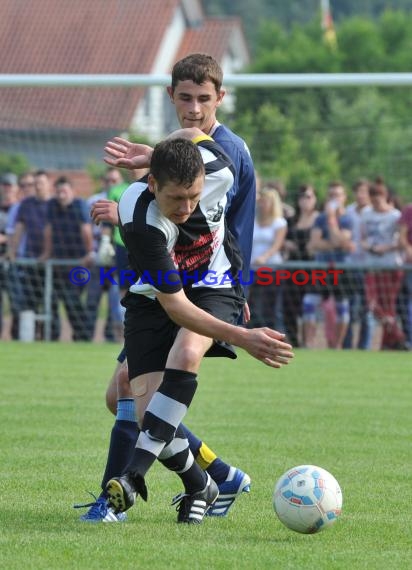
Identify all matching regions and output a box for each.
[118,136,243,298]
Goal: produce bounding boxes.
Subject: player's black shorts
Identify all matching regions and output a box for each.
[121,286,245,378]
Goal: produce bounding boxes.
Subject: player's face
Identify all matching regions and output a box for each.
[167,80,225,135]
[149,173,204,224]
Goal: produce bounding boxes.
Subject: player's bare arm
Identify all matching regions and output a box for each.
[156,289,294,369]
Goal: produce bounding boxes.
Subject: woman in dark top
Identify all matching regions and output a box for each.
[282,184,319,346]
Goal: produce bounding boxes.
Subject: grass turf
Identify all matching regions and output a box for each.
[1,343,411,569]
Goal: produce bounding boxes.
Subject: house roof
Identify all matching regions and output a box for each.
[0,0,249,131]
[176,18,249,69]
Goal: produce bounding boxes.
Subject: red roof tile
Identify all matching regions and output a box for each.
[0,1,248,131]
[175,18,248,64]
[0,0,179,129]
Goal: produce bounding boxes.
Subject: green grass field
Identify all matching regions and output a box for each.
[1,343,411,569]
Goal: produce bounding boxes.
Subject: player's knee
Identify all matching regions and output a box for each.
[170,343,204,370]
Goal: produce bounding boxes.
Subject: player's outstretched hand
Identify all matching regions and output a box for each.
[241,328,294,368]
[104,137,154,170]
[90,199,119,225]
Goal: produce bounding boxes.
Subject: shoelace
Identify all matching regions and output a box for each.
[171,491,208,523]
[73,491,107,515]
[171,492,192,520]
[171,492,188,509]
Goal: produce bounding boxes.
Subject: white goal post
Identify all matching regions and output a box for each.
[1,72,412,88]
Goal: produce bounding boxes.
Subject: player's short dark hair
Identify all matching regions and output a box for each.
[171,53,223,93]
[150,138,205,189]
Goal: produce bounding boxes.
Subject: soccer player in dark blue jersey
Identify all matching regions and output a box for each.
[167,53,256,278]
[76,54,259,522]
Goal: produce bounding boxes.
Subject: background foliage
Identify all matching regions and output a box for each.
[204,0,412,47]
[212,6,412,201]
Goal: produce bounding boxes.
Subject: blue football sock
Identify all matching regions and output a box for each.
[181,424,230,484]
[100,399,138,495]
[206,458,230,484]
[116,398,137,422]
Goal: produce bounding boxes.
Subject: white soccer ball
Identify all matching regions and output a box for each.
[273,465,342,534]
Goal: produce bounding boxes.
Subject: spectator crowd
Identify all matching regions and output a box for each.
[248,176,411,351]
[0,169,127,342]
[1,169,411,350]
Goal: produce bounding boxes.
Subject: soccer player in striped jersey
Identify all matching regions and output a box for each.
[102,131,293,523]
[78,131,253,522]
[76,54,259,522]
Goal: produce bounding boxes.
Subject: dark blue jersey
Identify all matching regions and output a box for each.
[212,124,256,276]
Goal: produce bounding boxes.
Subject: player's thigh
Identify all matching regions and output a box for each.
[187,286,244,361]
[166,329,213,372]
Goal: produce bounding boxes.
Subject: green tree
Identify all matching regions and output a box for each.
[227,104,340,198]
[203,0,412,50]
[0,153,31,177]
[230,11,412,199]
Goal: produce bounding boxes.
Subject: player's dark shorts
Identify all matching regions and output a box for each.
[121,286,245,378]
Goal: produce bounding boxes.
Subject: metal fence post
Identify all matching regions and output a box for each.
[43,261,53,341]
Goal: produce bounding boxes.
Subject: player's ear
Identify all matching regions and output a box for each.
[216,89,226,107]
[166,86,174,102]
[147,174,157,194]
